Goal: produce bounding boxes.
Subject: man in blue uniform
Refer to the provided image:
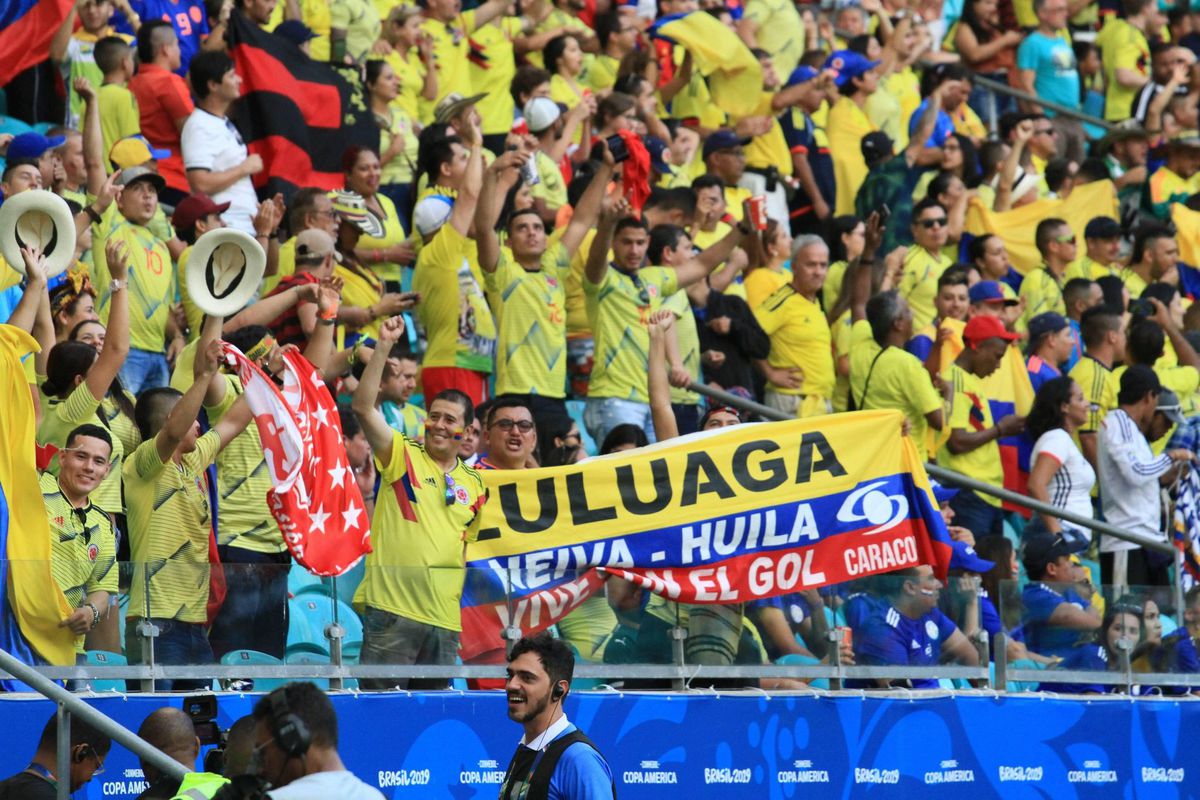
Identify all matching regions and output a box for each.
[501,633,614,799]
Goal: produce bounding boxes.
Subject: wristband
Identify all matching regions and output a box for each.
[319,297,340,321]
[82,602,99,628]
[317,317,336,326]
[84,206,101,225]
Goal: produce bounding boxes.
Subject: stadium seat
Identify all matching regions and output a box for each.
[219,649,288,692]
[776,653,827,690]
[321,560,365,607]
[290,592,364,655]
[84,650,127,692]
[564,400,598,456]
[288,564,324,597]
[283,651,332,690]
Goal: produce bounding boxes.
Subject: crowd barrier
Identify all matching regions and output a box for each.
[0,691,1196,798]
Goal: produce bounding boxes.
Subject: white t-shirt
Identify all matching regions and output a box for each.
[268,771,385,800]
[180,108,258,234]
[1031,427,1097,540]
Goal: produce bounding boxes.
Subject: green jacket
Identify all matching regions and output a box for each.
[171,772,230,799]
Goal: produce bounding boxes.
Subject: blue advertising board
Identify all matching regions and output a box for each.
[0,692,1195,798]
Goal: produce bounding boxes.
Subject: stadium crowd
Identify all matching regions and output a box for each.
[4,0,1200,695]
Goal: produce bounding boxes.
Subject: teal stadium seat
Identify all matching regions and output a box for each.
[84,650,127,692]
[288,563,324,596]
[288,589,364,658]
[776,653,827,690]
[564,400,598,456]
[321,560,365,607]
[219,649,288,691]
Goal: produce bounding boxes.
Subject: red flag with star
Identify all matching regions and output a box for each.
[223,343,371,576]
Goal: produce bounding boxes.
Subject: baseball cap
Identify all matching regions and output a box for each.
[116,165,166,192]
[929,479,959,506]
[1084,216,1122,239]
[523,97,561,134]
[1026,311,1068,344]
[275,20,317,45]
[110,135,170,169]
[295,228,341,264]
[643,136,672,175]
[968,280,1019,306]
[1169,129,1200,148]
[412,194,454,237]
[699,405,744,427]
[435,92,488,125]
[6,132,66,161]
[171,193,231,233]
[822,50,880,89]
[1022,531,1087,577]
[950,541,995,574]
[1157,388,1186,426]
[963,314,1020,345]
[785,65,820,88]
[702,129,751,160]
[860,131,894,165]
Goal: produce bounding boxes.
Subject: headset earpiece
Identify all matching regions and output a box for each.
[269,690,311,760]
[74,747,88,764]
[551,682,566,702]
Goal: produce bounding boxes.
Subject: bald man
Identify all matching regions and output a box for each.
[135,708,199,799]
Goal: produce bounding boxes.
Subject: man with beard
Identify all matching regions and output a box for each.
[500,633,614,799]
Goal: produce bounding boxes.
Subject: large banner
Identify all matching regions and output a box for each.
[4,692,1197,799]
[461,411,953,659]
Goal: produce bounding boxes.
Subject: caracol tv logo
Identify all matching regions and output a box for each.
[837,481,909,535]
[622,760,678,784]
[459,759,505,785]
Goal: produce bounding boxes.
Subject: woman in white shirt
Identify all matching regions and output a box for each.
[1027,376,1096,544]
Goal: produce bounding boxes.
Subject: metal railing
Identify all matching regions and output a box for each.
[0,647,190,798]
[965,73,1116,133]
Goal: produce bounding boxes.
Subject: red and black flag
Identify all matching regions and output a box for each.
[228,11,379,198]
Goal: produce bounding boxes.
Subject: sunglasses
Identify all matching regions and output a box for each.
[918,217,948,229]
[1035,128,1056,136]
[1054,234,1076,244]
[444,473,457,506]
[629,272,652,305]
[491,418,535,432]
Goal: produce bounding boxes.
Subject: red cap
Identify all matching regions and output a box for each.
[963,315,1020,345]
[172,194,231,234]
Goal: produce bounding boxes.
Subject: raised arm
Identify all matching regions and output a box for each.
[449,118,485,236]
[10,247,50,334]
[993,119,1032,212]
[847,212,883,324]
[157,339,222,463]
[905,84,944,166]
[75,78,107,198]
[84,240,131,400]
[351,315,407,468]
[561,144,615,257]
[302,277,343,374]
[672,208,750,289]
[647,310,679,441]
[476,149,528,273]
[196,313,228,408]
[584,194,628,286]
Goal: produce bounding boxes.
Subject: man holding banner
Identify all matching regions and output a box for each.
[352,315,488,690]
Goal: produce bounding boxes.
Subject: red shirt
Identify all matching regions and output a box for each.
[129,63,194,193]
[266,273,320,347]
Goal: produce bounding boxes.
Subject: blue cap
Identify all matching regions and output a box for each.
[950,541,995,574]
[643,136,672,175]
[275,20,317,45]
[930,480,958,506]
[822,50,880,89]
[7,132,66,161]
[702,129,751,160]
[786,66,820,88]
[969,280,1019,306]
[1027,311,1069,344]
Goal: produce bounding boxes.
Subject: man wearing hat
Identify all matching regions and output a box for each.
[701,130,753,223]
[524,97,577,224]
[434,92,493,161]
[171,193,232,337]
[1148,130,1200,220]
[1067,216,1124,282]
[105,135,187,260]
[93,166,178,394]
[7,132,66,191]
[824,49,881,216]
[182,51,262,235]
[265,228,341,347]
[1099,366,1196,587]
[275,19,318,56]
[1018,217,1075,331]
[1026,312,1074,391]
[778,65,835,235]
[1020,531,1099,659]
[968,280,1020,321]
[855,87,946,255]
[938,315,1025,538]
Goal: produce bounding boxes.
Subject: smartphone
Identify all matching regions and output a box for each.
[878,203,892,227]
[605,133,630,164]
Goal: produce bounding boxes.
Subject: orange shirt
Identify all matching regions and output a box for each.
[129,63,194,194]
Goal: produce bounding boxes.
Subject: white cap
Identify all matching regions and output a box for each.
[523,97,561,134]
[413,194,455,238]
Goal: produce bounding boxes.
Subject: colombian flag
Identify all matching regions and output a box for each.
[0,0,73,87]
[965,180,1119,274]
[648,11,763,119]
[0,325,75,681]
[1171,204,1200,302]
[980,346,1036,516]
